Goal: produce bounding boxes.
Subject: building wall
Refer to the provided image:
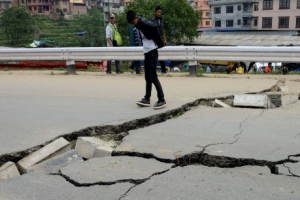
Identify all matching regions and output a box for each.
[27,0,51,14]
[194,0,212,28]
[254,0,300,30]
[208,0,257,29]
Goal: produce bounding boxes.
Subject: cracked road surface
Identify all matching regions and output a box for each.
[0,72,300,199]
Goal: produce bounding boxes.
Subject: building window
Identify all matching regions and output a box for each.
[206,12,210,16]
[254,19,258,26]
[278,17,289,28]
[29,6,32,10]
[215,21,221,27]
[63,1,67,5]
[33,0,36,2]
[254,4,258,11]
[243,4,248,11]
[34,6,37,10]
[226,6,233,13]
[237,5,241,11]
[56,8,59,12]
[237,19,241,25]
[214,7,221,14]
[263,0,273,10]
[296,17,300,27]
[298,0,300,8]
[205,21,210,26]
[279,0,290,9]
[262,18,272,28]
[22,0,24,3]
[55,1,58,5]
[226,20,233,27]
[28,0,31,2]
[63,8,67,12]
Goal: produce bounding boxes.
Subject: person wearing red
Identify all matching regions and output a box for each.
[264,62,272,73]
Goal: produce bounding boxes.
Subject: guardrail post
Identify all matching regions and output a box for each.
[66,60,76,75]
[188,61,198,76]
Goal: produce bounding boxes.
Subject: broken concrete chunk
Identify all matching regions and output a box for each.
[267,93,299,107]
[0,161,20,180]
[233,94,270,108]
[17,138,70,174]
[27,150,83,175]
[278,86,289,93]
[75,137,114,159]
[212,99,231,108]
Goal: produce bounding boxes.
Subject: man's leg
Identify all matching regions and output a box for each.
[144,56,152,100]
[115,60,121,72]
[160,60,166,74]
[133,61,141,74]
[147,50,164,101]
[107,60,112,73]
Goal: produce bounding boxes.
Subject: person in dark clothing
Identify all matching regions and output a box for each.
[127,10,166,110]
[129,25,142,74]
[152,6,168,76]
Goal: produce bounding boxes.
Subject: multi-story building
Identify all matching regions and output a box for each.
[123,0,130,6]
[208,0,258,29]
[255,0,300,30]
[50,0,87,19]
[194,0,211,28]
[27,0,51,14]
[0,0,12,10]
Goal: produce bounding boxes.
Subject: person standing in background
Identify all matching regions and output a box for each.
[105,13,123,74]
[129,25,143,74]
[152,6,168,76]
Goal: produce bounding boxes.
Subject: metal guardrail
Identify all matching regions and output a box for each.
[1,46,300,75]
[0,46,299,62]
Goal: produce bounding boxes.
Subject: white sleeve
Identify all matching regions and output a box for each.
[106,26,113,40]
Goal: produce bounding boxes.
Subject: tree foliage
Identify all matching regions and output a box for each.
[116,0,201,46]
[77,7,106,47]
[0,7,34,47]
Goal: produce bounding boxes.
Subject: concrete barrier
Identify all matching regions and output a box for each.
[27,150,83,175]
[17,138,70,174]
[75,137,114,159]
[0,161,20,180]
[233,94,270,108]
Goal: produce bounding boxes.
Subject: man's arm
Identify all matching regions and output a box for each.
[106,26,114,47]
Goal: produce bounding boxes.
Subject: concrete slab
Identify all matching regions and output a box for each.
[60,156,173,184]
[17,138,70,174]
[279,85,289,93]
[0,73,278,155]
[267,92,299,107]
[75,137,114,159]
[233,94,270,108]
[212,99,231,108]
[117,104,300,162]
[0,161,20,180]
[27,150,83,175]
[283,162,300,177]
[123,165,300,200]
[0,174,133,200]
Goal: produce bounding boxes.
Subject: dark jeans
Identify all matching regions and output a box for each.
[129,61,141,73]
[107,60,120,72]
[144,49,165,101]
[160,60,166,73]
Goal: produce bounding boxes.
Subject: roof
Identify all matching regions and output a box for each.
[191,34,300,46]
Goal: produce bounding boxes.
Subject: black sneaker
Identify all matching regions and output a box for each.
[106,71,112,74]
[116,71,123,74]
[136,98,150,107]
[154,100,166,110]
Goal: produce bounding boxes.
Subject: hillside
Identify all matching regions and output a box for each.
[0,14,85,47]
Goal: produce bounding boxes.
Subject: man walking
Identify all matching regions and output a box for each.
[129,25,142,74]
[106,13,123,74]
[127,10,166,110]
[152,6,168,76]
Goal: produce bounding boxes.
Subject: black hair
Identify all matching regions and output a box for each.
[268,62,272,65]
[155,6,161,12]
[127,10,137,23]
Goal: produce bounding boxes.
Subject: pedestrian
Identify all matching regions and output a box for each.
[129,25,142,74]
[126,10,166,110]
[152,6,168,76]
[105,13,123,74]
[264,62,272,73]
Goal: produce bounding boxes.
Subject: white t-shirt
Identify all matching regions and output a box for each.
[106,23,115,47]
[139,30,157,53]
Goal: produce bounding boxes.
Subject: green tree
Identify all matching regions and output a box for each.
[0,7,34,47]
[77,7,106,47]
[116,0,201,46]
[58,9,65,25]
